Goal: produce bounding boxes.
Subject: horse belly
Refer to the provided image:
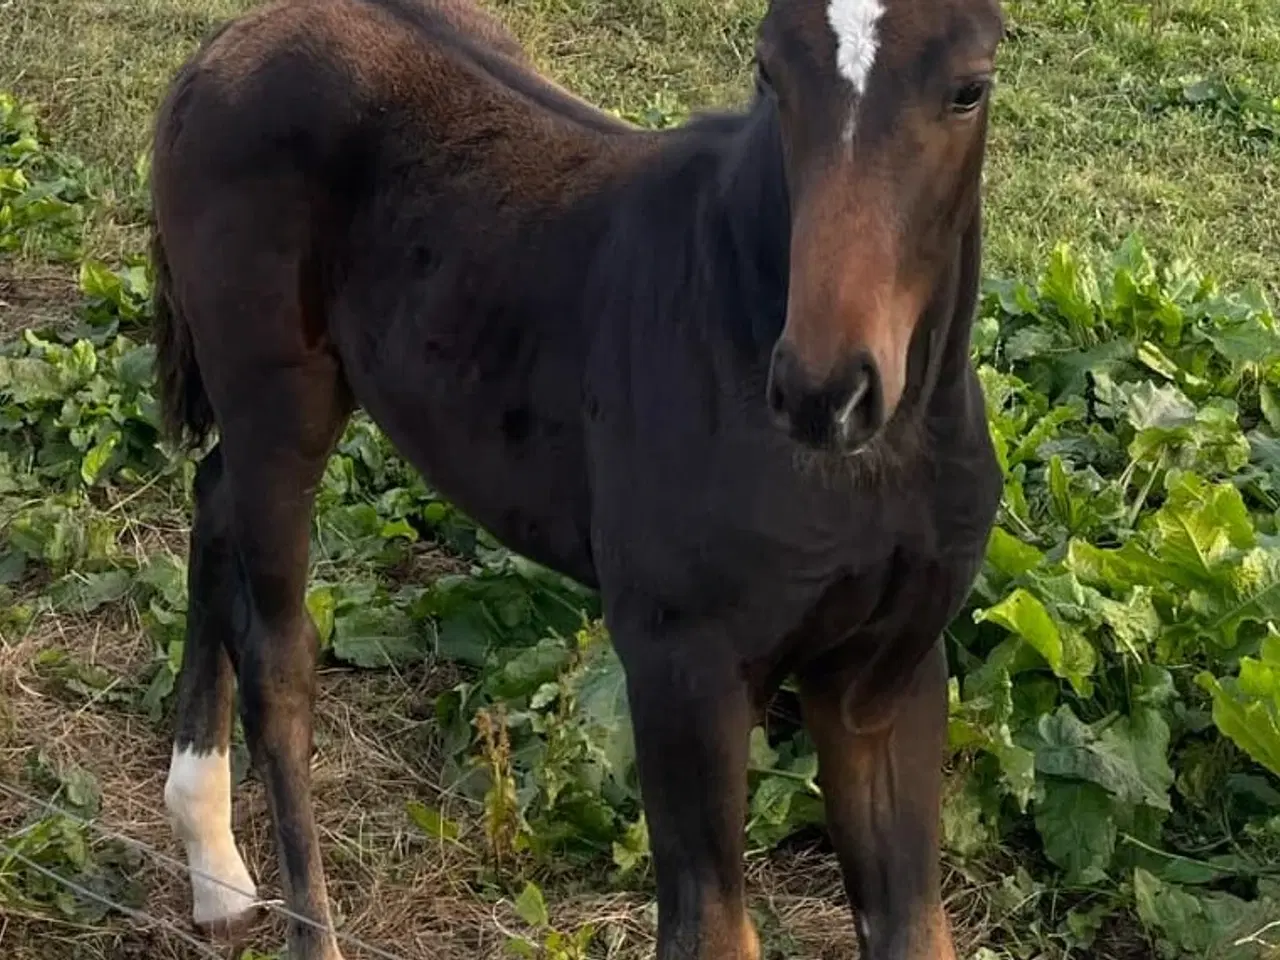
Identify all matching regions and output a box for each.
[330,282,598,587]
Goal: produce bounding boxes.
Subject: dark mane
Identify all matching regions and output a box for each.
[585,96,791,367]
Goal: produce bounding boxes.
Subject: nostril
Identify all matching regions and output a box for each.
[834,355,883,444]
[766,341,796,418]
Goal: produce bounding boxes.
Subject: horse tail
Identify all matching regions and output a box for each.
[151,226,214,452]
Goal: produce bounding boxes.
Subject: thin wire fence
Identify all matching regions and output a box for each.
[0,777,412,960]
[0,839,225,959]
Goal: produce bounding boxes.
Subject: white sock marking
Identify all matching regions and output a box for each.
[164,745,258,926]
[827,0,885,139]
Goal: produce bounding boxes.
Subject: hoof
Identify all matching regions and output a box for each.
[196,903,264,944]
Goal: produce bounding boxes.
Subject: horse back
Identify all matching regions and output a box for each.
[153,0,626,181]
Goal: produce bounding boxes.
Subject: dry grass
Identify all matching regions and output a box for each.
[0,262,79,340]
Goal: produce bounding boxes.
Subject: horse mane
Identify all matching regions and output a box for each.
[583,95,792,369]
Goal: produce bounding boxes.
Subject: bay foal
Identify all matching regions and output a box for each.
[151,0,1005,957]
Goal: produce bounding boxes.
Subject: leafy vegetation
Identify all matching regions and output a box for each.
[0,93,86,261]
[2,1,1280,952]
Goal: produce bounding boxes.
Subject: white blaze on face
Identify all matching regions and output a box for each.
[164,745,258,926]
[827,0,886,138]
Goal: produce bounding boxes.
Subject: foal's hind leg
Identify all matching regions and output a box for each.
[213,361,351,960]
[164,444,259,937]
[797,639,955,960]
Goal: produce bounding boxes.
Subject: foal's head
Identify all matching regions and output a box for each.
[759,0,1004,452]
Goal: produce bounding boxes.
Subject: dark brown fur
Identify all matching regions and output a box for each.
[151,1,1004,958]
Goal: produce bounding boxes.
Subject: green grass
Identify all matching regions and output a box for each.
[1,0,1278,291]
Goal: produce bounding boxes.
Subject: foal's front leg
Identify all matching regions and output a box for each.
[614,627,760,960]
[798,639,955,960]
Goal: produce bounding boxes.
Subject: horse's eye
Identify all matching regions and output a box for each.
[950,79,989,113]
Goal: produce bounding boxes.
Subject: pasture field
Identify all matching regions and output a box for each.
[1,1,1279,959]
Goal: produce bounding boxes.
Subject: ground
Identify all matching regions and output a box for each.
[1,1,1278,959]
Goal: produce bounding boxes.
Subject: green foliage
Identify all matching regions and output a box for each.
[1134,868,1280,960]
[0,93,88,259]
[955,236,1280,954]
[1153,77,1280,146]
[505,880,596,960]
[77,256,153,333]
[1198,633,1280,778]
[0,329,166,496]
[0,757,143,923]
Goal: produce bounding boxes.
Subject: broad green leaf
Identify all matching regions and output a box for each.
[1096,708,1174,812]
[1096,589,1162,656]
[79,429,120,485]
[1040,242,1100,339]
[1126,381,1197,432]
[748,726,779,770]
[983,276,1037,317]
[114,344,154,387]
[1200,315,1280,368]
[1261,384,1280,433]
[611,815,650,876]
[572,637,635,787]
[1030,706,1167,809]
[306,586,336,646]
[137,554,187,608]
[1147,474,1254,590]
[1034,778,1116,884]
[0,355,65,403]
[951,658,1036,809]
[749,776,800,827]
[1134,868,1278,960]
[1066,539,1164,593]
[1197,635,1280,777]
[1005,325,1060,361]
[47,569,132,613]
[488,638,572,699]
[331,605,425,669]
[985,527,1045,579]
[378,518,417,542]
[405,800,461,841]
[141,663,176,721]
[0,549,27,584]
[1057,624,1099,696]
[1213,548,1280,648]
[975,589,1063,674]
[513,881,549,929]
[78,259,121,303]
[941,777,994,858]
